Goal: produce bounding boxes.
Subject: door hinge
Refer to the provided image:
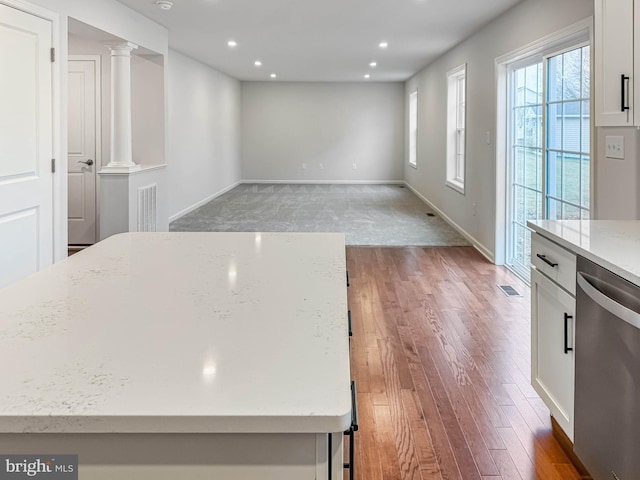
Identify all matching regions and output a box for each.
[50,47,55,63]
[51,158,55,173]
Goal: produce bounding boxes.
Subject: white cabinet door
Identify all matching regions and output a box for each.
[595,0,635,126]
[531,268,576,441]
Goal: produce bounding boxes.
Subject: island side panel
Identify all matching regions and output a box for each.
[0,432,343,480]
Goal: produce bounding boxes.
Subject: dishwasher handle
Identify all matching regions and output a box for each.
[577,272,640,330]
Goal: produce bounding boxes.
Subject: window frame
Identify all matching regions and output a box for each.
[446,64,467,194]
[409,89,418,168]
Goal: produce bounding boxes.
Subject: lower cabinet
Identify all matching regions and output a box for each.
[531,267,576,441]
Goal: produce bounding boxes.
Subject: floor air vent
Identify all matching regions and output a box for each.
[499,285,521,297]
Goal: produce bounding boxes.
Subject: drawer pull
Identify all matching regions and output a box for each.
[536,253,558,268]
[348,310,353,337]
[346,270,350,287]
[564,313,573,354]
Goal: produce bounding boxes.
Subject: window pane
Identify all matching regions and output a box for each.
[514,147,526,185]
[582,46,590,98]
[514,185,525,224]
[562,101,581,152]
[525,64,540,104]
[525,188,539,220]
[515,68,526,107]
[546,151,561,199]
[562,153,581,206]
[547,55,563,103]
[547,198,561,220]
[581,207,590,220]
[581,100,590,153]
[525,147,539,191]
[514,107,526,146]
[562,48,582,100]
[563,203,581,220]
[581,155,590,208]
[547,103,561,150]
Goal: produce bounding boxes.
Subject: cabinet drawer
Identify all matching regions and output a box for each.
[531,233,576,295]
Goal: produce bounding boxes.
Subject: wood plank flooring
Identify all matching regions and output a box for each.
[345,246,582,480]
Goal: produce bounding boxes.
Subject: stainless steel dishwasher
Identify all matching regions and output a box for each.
[574,255,640,480]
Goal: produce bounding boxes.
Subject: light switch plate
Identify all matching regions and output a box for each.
[605,136,624,159]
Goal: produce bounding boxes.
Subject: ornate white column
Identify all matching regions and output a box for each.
[103,42,140,172]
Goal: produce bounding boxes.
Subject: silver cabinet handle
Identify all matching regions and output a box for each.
[78,159,94,166]
[577,273,640,330]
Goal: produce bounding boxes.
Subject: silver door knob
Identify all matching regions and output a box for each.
[78,159,94,166]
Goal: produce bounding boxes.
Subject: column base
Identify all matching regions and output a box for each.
[100,163,142,174]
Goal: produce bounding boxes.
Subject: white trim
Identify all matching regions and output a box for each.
[98,164,168,176]
[494,17,593,266]
[404,182,494,263]
[169,181,242,222]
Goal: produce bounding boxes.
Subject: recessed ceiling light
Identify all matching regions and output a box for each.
[254,60,262,67]
[270,73,277,78]
[227,40,238,47]
[155,1,173,10]
[364,74,371,79]
[370,62,377,67]
[379,42,388,48]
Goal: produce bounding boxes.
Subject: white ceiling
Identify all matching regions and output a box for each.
[116,0,524,82]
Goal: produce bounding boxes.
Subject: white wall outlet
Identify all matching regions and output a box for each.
[319,163,324,170]
[485,131,491,145]
[352,163,357,170]
[605,136,624,159]
[301,163,307,170]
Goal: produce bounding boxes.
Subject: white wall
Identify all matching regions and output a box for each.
[595,127,640,219]
[405,0,593,259]
[167,50,241,220]
[241,82,404,182]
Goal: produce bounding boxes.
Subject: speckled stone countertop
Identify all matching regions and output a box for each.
[0,233,351,434]
[528,220,640,286]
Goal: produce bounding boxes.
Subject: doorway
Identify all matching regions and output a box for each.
[68,55,101,246]
[495,21,592,281]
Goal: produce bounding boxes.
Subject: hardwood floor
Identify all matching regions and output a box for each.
[345,246,582,480]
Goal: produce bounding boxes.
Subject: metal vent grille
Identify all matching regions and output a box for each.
[499,285,520,297]
[137,184,157,232]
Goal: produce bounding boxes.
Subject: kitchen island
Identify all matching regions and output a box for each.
[0,232,352,479]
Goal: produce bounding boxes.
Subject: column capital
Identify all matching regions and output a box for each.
[105,42,139,56]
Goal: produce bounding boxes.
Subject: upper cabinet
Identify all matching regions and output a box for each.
[594,0,639,126]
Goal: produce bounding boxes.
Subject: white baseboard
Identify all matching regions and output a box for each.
[240,179,405,185]
[169,181,241,223]
[404,182,495,263]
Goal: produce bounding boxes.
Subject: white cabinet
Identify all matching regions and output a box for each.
[530,233,576,441]
[594,0,640,126]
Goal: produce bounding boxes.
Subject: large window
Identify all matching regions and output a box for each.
[446,64,466,193]
[409,90,418,168]
[506,44,590,280]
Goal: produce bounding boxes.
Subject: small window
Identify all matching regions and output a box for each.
[446,64,466,193]
[409,90,418,168]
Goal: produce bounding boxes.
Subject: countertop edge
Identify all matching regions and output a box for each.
[527,220,640,286]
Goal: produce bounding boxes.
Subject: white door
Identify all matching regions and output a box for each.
[0,4,53,288]
[68,56,99,245]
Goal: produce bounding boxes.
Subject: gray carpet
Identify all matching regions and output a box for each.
[170,184,470,247]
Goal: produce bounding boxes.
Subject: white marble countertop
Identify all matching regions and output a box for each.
[0,233,351,434]
[527,220,640,286]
